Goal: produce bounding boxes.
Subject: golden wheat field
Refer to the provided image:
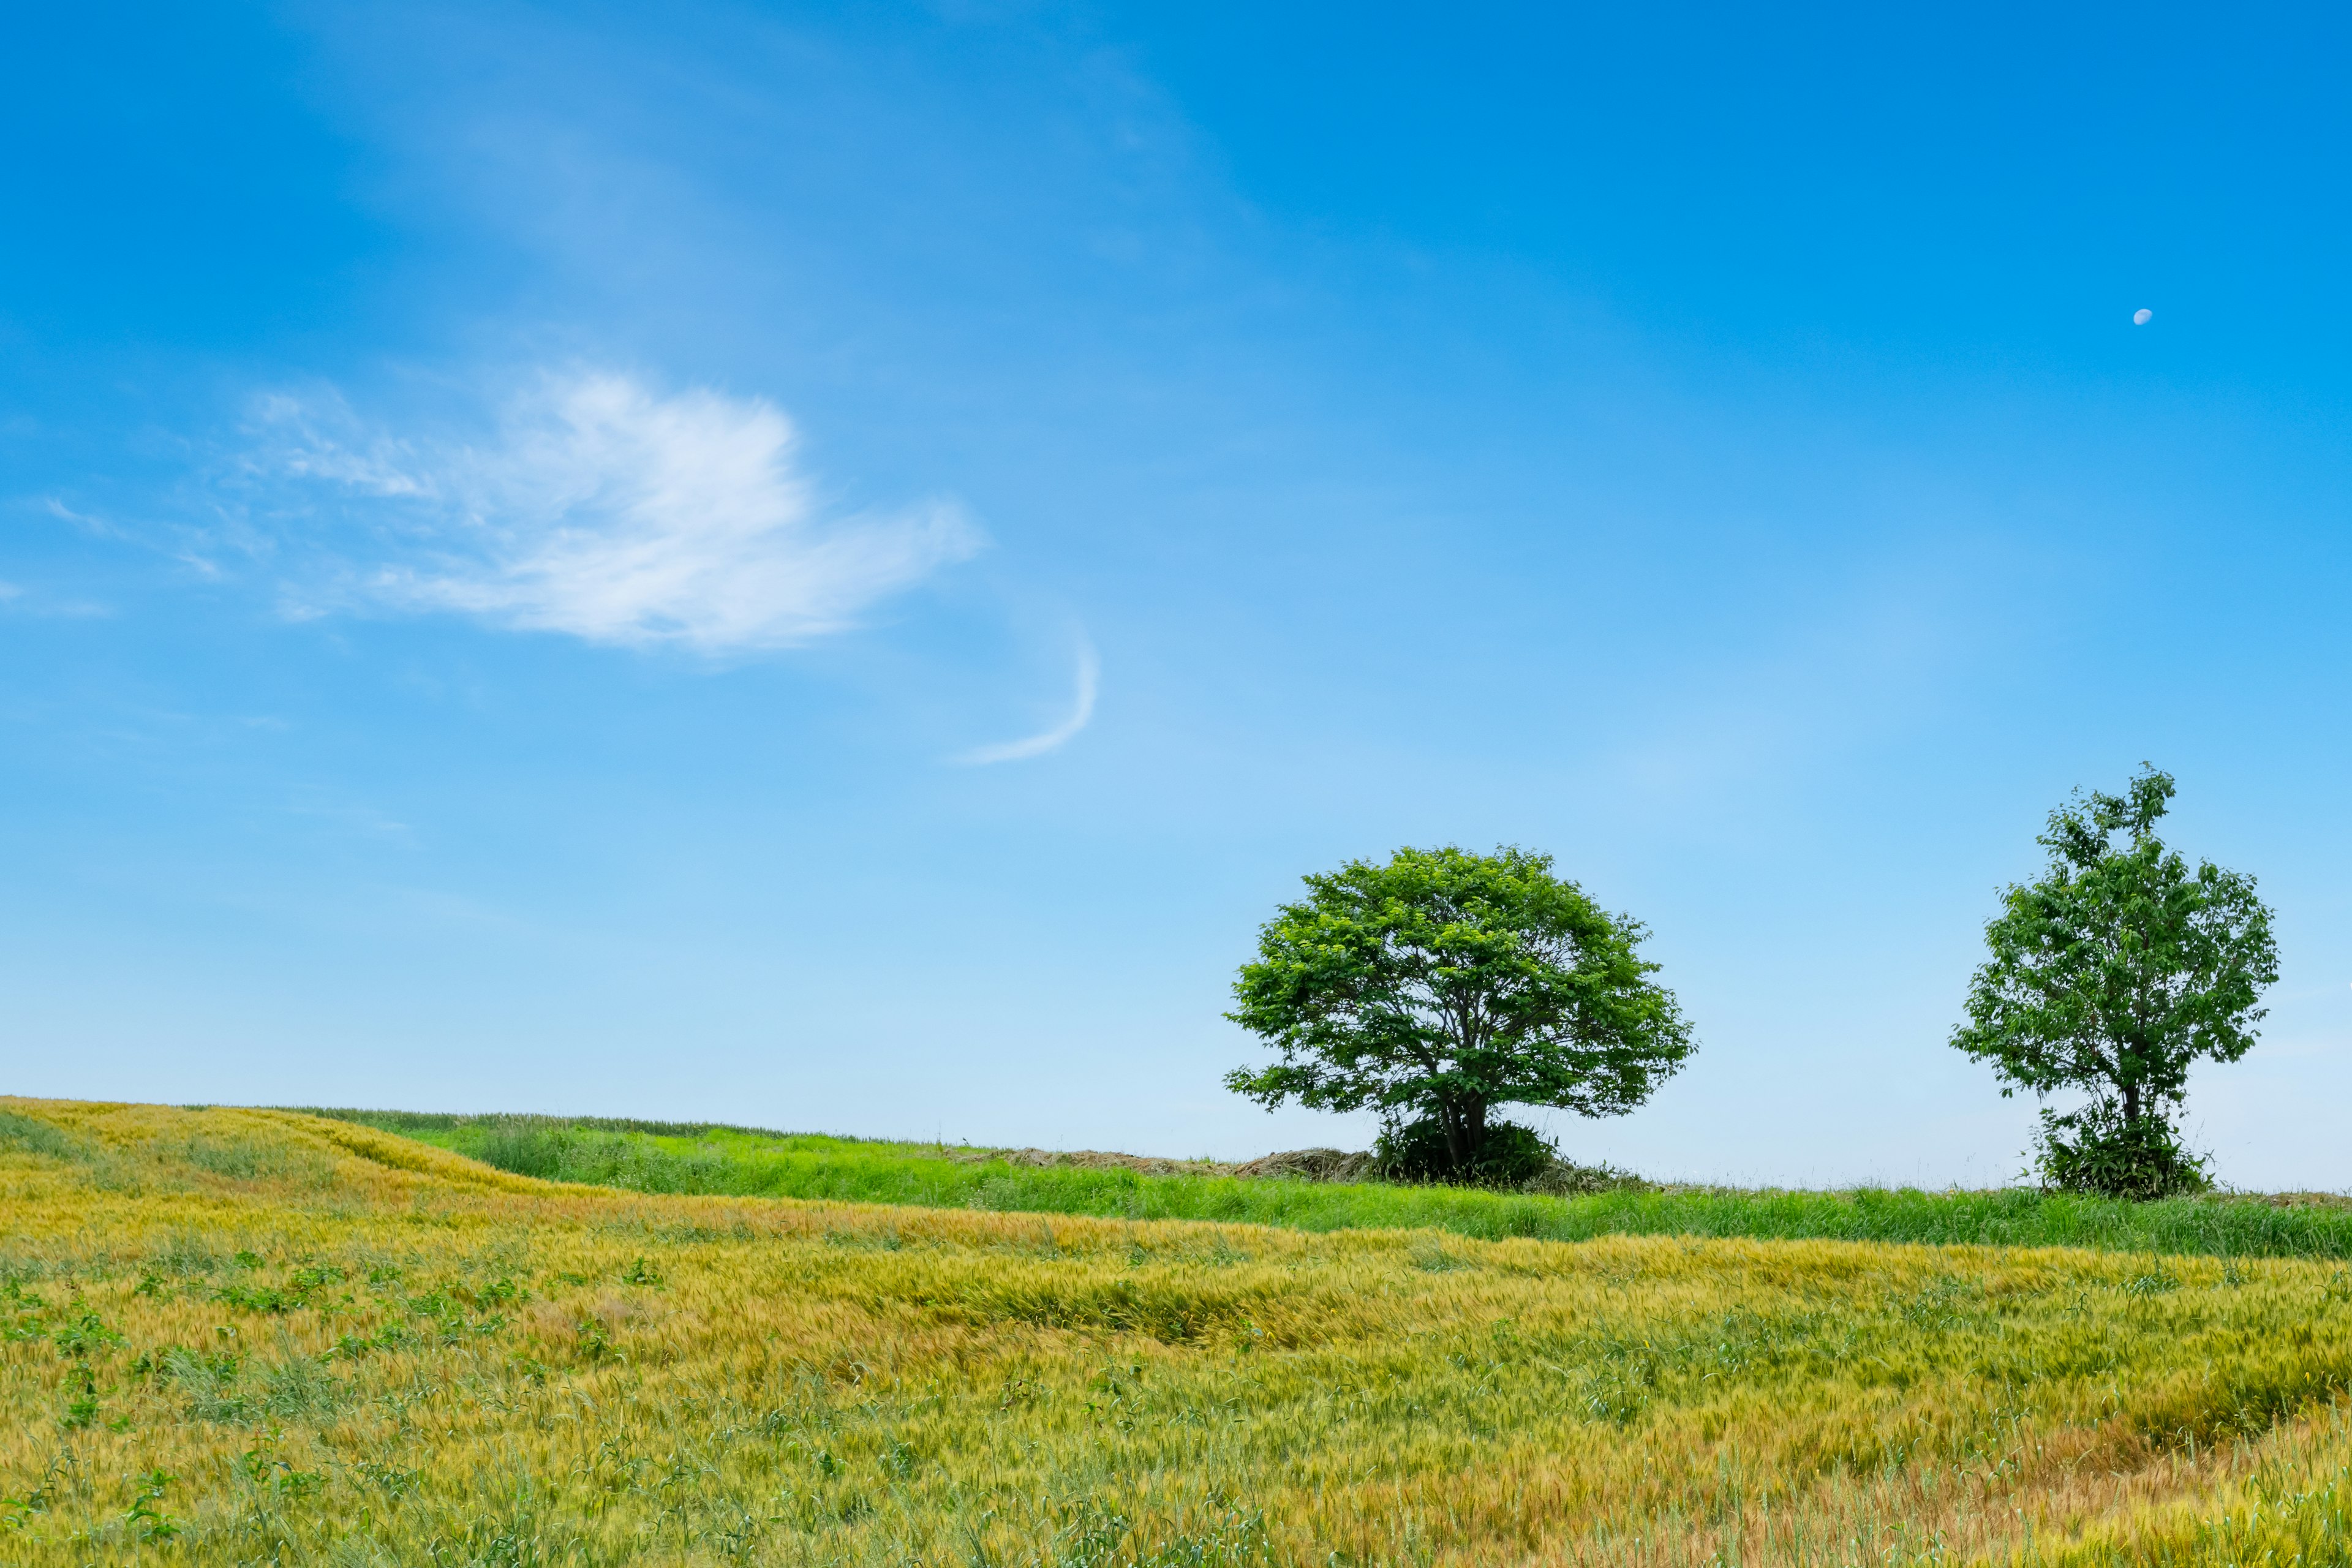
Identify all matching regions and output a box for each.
[4,1099,2352,1566]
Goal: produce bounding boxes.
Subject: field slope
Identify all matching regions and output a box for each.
[6,1098,2352,1566]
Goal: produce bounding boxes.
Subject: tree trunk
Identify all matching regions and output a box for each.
[1437,1100,1490,1172]
[1439,1100,1488,1171]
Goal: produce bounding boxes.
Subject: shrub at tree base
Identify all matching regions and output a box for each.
[2037,1102,2211,1202]
[1376,1117,1558,1188]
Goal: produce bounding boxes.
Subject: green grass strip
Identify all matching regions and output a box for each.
[286,1108,2352,1261]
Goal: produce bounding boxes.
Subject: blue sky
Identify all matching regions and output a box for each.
[6,2,2348,1186]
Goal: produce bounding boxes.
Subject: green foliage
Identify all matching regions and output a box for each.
[50,1311,123,1359]
[2037,1101,2211,1201]
[1953,766,2277,1198]
[1224,845,1694,1175]
[1376,1117,1557,1188]
[123,1469,181,1544]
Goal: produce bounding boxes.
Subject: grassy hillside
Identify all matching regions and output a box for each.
[7,1099,2352,1565]
[294,1106,2352,1261]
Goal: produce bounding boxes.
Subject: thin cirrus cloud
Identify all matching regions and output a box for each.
[956,633,1099,765]
[245,371,984,653]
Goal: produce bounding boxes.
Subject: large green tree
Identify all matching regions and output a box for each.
[1953,766,2277,1197]
[1224,845,1694,1172]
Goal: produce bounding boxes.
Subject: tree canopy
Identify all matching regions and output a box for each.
[1952,766,2277,1196]
[1224,845,1694,1173]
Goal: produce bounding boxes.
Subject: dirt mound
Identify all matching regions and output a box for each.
[956,1147,1237,1177]
[1231,1148,1379,1183]
[944,1144,1382,1182]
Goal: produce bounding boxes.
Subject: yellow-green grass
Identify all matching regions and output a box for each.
[6,1097,2352,1567]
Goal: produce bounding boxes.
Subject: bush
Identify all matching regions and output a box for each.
[2036,1105,2211,1200]
[1376,1118,1558,1188]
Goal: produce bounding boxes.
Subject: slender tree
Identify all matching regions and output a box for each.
[1953,766,2277,1196]
[1224,845,1693,1175]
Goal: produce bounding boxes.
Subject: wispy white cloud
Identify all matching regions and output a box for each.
[245,371,982,652]
[250,391,439,502]
[0,575,113,619]
[40,496,129,538]
[29,492,222,578]
[956,632,1099,765]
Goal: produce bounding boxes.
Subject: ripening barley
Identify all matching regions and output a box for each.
[3,1098,2351,1566]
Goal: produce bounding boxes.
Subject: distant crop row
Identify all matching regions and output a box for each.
[296,1109,2352,1261]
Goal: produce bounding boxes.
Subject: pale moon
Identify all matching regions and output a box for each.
[2132,307,2154,325]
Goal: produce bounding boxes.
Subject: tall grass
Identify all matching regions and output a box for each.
[299,1107,2352,1261]
[6,1096,2352,1567]
[281,1106,798,1140]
